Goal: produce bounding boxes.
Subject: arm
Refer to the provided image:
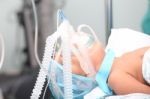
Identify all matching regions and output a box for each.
[108,70,150,95]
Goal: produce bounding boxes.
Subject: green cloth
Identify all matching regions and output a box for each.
[142,0,150,35]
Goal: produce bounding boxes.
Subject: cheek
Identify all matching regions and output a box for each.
[71,58,85,74]
[89,52,101,69]
[90,46,104,66]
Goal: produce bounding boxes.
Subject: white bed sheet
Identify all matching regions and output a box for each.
[106,93,150,99]
[106,28,150,57]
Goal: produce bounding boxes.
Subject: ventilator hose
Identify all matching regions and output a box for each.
[61,30,73,99]
[30,35,57,99]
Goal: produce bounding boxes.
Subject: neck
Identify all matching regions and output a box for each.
[95,50,118,73]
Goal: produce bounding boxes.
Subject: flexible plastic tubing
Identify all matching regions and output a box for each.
[45,10,66,98]
[31,0,63,98]
[30,33,60,99]
[0,33,5,70]
[49,40,64,98]
[42,40,63,99]
[31,0,43,69]
[61,20,73,99]
[52,19,73,99]
[31,0,51,98]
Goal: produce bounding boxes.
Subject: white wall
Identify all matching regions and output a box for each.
[113,0,148,32]
[63,0,148,46]
[63,0,106,46]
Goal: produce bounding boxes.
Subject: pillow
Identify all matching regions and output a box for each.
[105,28,150,57]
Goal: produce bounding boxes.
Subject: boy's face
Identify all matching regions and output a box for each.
[55,42,105,76]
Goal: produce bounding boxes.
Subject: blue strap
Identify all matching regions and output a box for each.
[95,49,115,95]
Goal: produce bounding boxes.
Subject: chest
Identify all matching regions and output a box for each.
[112,53,144,83]
[119,53,142,71]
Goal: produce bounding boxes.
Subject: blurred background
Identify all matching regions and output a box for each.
[0,0,149,99]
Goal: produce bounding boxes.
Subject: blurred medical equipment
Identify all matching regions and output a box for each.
[0,33,5,70]
[105,0,113,43]
[30,0,41,69]
[30,0,57,98]
[0,33,5,99]
[0,89,4,99]
[0,0,64,99]
[22,0,65,67]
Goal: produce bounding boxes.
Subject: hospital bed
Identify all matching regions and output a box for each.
[85,28,150,99]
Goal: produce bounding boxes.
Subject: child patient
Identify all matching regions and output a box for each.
[56,40,150,95]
